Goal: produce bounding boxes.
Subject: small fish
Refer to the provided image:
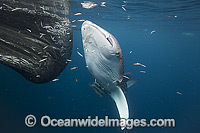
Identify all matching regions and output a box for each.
[70,67,78,70]
[91,50,95,53]
[43,46,48,49]
[52,79,59,82]
[72,20,76,23]
[36,75,40,78]
[129,51,132,54]
[78,20,85,22]
[74,13,82,16]
[39,58,47,62]
[11,8,22,12]
[66,59,72,62]
[72,25,77,27]
[77,51,83,57]
[43,26,52,29]
[123,75,129,79]
[101,2,106,5]
[40,33,45,38]
[27,29,31,32]
[101,4,106,7]
[133,63,146,68]
[176,92,182,95]
[81,2,98,9]
[150,30,156,35]
[140,71,146,73]
[122,7,126,11]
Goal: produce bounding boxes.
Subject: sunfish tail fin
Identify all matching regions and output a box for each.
[110,86,129,130]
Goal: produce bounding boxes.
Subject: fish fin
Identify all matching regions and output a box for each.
[90,82,105,97]
[127,79,138,88]
[118,75,130,92]
[110,86,129,130]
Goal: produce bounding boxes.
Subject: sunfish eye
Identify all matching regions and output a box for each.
[106,36,113,47]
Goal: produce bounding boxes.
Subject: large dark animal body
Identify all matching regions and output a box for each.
[0,0,72,83]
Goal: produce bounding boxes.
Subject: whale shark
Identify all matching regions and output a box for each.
[81,21,137,129]
[0,0,72,83]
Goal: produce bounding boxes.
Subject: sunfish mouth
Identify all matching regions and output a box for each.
[82,21,110,39]
[0,0,73,83]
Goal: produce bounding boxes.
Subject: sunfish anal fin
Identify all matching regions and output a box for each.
[110,86,129,130]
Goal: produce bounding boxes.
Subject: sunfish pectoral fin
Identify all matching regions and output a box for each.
[90,82,106,97]
[127,79,138,88]
[110,86,129,130]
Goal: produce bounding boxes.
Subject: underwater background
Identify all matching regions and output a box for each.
[0,0,200,132]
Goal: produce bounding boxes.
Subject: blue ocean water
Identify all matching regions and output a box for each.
[0,0,200,132]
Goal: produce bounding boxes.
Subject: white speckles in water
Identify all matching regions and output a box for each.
[36,75,40,78]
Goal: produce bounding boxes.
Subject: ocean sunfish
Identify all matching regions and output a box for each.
[81,20,137,129]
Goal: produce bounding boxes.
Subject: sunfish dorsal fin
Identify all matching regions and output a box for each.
[110,86,129,130]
